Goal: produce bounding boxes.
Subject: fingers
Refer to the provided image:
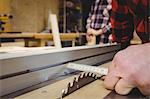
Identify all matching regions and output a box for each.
[104,60,119,90]
[86,28,94,42]
[87,28,98,36]
[87,28,94,35]
[104,70,120,90]
[105,60,135,95]
[115,79,134,95]
[139,87,150,96]
[86,34,93,42]
[87,33,94,36]
[138,84,150,95]
[108,60,116,72]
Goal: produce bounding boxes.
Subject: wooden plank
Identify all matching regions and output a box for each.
[50,14,62,48]
[0,33,80,47]
[34,33,79,47]
[1,42,25,47]
[0,33,81,40]
[0,33,79,39]
[0,33,35,38]
[34,33,79,40]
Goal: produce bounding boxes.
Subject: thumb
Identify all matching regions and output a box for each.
[115,79,135,95]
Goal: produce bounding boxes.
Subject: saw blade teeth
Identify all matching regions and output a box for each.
[81,72,86,78]
[62,88,68,96]
[90,73,92,76]
[66,88,69,94]
[62,89,66,95]
[85,72,88,76]
[61,73,104,98]
[73,77,77,82]
[79,74,82,79]
[89,72,92,76]
[71,78,76,87]
[90,73,93,76]
[78,75,82,82]
[87,72,90,76]
[80,73,83,78]
[93,74,97,78]
[95,75,98,79]
[68,82,71,88]
[96,75,100,79]
[72,77,77,85]
[92,73,95,77]
[62,89,65,94]
[75,76,79,82]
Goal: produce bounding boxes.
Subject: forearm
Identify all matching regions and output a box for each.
[87,28,103,36]
[86,17,91,30]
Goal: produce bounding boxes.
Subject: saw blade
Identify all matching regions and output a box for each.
[61,72,104,98]
[66,63,108,75]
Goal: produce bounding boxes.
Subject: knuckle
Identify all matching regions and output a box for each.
[138,80,150,89]
[139,83,150,95]
[114,50,125,61]
[104,80,114,90]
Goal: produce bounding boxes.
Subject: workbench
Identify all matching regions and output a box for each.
[34,33,81,47]
[0,33,84,47]
[0,33,35,38]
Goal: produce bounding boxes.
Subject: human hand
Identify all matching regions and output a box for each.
[104,43,150,95]
[86,28,103,45]
[86,33,96,45]
[87,28,103,36]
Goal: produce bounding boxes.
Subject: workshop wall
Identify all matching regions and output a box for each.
[0,0,12,32]
[0,0,11,13]
[0,0,59,32]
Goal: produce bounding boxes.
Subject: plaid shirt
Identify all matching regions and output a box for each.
[111,0,149,43]
[86,0,112,43]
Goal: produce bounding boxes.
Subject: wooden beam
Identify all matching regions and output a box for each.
[50,14,62,48]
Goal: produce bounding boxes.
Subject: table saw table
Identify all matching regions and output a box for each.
[0,44,148,98]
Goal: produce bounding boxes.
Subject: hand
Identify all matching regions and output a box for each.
[86,28,103,45]
[104,43,150,95]
[87,28,103,36]
[86,33,96,45]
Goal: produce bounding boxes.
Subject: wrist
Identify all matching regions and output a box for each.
[96,29,103,35]
[88,28,97,36]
